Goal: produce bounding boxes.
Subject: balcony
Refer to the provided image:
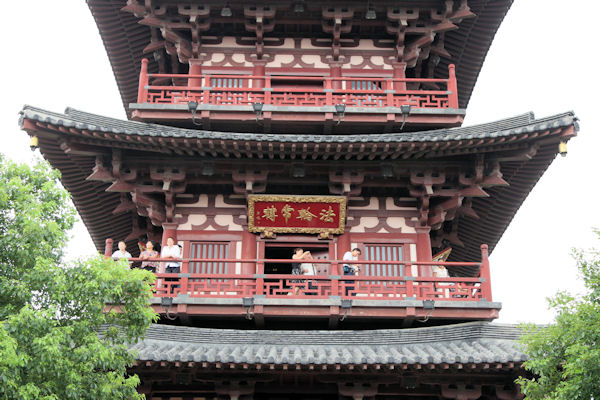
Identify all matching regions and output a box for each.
[130,60,465,133]
[105,241,499,327]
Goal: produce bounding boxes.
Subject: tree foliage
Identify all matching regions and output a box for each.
[0,155,157,399]
[517,232,600,400]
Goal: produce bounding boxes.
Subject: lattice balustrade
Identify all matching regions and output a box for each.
[105,237,491,303]
[139,65,458,111]
[152,272,484,300]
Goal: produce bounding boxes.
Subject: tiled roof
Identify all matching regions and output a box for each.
[20,105,577,145]
[130,321,526,365]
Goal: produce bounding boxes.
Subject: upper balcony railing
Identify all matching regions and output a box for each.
[135,61,459,111]
[131,59,463,131]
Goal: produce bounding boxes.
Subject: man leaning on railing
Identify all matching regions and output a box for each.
[161,237,181,292]
[112,240,132,261]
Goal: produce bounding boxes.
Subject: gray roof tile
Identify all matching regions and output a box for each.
[131,321,527,365]
[20,105,577,145]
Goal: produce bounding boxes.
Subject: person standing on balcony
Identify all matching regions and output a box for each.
[290,248,312,296]
[342,248,361,295]
[140,240,159,272]
[342,248,361,275]
[112,240,132,261]
[161,237,182,293]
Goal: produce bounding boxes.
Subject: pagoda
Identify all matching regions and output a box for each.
[20,1,578,398]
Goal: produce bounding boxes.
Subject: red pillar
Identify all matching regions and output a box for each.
[447,63,459,108]
[241,230,257,274]
[479,244,493,301]
[161,223,178,248]
[137,58,149,103]
[415,226,432,277]
[336,231,351,276]
[252,61,266,89]
[330,63,342,91]
[392,61,407,92]
[104,238,113,259]
[188,60,203,88]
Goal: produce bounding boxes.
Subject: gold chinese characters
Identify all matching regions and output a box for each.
[260,203,336,224]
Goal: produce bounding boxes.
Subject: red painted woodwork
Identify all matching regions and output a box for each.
[135,60,459,111]
[153,259,485,301]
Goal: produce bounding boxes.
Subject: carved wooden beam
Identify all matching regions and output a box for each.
[132,190,166,226]
[321,6,354,60]
[232,169,269,195]
[149,166,186,191]
[112,193,136,215]
[410,169,446,195]
[86,156,112,182]
[244,5,276,59]
[328,170,364,196]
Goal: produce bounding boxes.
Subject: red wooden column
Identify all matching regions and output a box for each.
[137,58,149,103]
[479,244,493,301]
[336,231,351,276]
[241,230,257,274]
[188,60,203,88]
[252,60,266,89]
[104,238,113,259]
[415,226,432,277]
[330,62,343,91]
[447,63,459,108]
[392,62,407,91]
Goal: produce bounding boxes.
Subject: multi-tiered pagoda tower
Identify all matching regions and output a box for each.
[20,1,578,398]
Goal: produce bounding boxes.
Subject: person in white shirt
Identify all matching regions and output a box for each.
[161,237,181,270]
[161,237,182,292]
[342,248,361,276]
[112,241,132,262]
[342,248,361,296]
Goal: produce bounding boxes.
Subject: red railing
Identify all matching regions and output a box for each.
[136,58,459,110]
[105,241,491,302]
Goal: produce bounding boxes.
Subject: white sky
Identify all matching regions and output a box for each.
[1,1,598,324]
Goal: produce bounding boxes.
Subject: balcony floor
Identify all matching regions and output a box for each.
[151,295,501,329]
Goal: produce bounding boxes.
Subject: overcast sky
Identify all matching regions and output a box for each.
[1,1,598,324]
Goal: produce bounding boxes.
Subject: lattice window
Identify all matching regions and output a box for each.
[210,77,245,88]
[189,242,230,274]
[363,244,403,276]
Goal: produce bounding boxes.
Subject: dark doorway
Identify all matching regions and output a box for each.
[264,244,330,275]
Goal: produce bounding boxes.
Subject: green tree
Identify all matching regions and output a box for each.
[517,232,600,400]
[0,155,157,399]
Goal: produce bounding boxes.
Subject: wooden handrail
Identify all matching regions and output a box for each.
[136,63,458,111]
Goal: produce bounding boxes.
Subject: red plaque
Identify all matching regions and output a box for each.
[247,195,347,234]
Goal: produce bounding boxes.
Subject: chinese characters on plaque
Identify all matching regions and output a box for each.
[247,195,346,234]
